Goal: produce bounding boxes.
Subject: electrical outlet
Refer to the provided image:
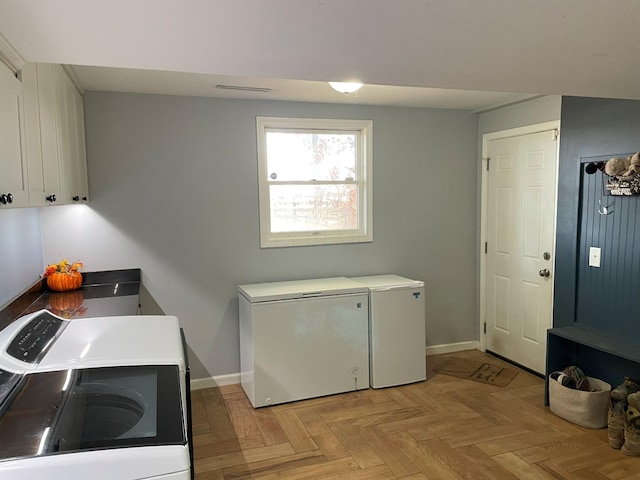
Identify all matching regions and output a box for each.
[589,247,601,267]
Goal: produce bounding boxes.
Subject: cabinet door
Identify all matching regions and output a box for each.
[56,66,88,204]
[67,75,88,202]
[22,63,63,206]
[0,62,29,208]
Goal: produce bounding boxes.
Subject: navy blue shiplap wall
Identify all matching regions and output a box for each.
[555,96,640,333]
[577,164,640,335]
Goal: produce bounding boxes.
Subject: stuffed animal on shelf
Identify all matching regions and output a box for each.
[604,152,640,178]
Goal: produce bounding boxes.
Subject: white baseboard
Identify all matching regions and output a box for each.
[191,340,480,390]
[426,340,479,356]
[190,372,241,390]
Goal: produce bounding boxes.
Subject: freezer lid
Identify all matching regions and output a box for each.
[238,277,368,302]
[350,275,425,290]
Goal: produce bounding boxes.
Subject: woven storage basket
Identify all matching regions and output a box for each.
[549,375,611,429]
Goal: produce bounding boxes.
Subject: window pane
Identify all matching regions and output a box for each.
[266,132,357,182]
[270,184,358,232]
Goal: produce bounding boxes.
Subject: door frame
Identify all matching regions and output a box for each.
[479,121,561,354]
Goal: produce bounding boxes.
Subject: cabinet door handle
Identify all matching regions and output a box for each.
[0,194,7,205]
[6,193,13,204]
[46,194,57,203]
[72,195,80,202]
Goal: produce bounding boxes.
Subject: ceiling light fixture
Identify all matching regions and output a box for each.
[328,81,364,94]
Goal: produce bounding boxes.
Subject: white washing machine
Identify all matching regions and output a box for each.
[0,309,192,480]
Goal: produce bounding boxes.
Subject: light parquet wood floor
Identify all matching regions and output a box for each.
[191,350,640,479]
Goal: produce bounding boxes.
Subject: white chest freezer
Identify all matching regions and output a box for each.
[238,277,369,408]
[351,275,426,388]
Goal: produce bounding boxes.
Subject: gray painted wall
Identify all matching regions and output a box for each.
[0,208,43,306]
[39,92,479,379]
[478,96,561,137]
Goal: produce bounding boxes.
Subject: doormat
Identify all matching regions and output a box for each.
[434,357,518,387]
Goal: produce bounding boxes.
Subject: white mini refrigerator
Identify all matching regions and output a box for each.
[351,275,426,388]
[238,277,370,408]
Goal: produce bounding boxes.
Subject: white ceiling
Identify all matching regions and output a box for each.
[1,0,639,111]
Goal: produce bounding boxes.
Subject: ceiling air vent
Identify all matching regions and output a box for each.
[215,84,272,93]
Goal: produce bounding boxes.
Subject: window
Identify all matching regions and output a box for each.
[256,117,373,248]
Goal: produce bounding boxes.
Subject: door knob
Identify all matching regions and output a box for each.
[539,268,550,278]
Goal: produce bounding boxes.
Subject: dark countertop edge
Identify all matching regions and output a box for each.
[0,268,141,329]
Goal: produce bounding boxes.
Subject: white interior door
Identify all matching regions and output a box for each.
[484,126,558,374]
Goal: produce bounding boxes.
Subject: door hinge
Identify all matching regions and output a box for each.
[483,322,487,334]
[553,129,559,141]
[486,157,490,171]
[485,242,488,254]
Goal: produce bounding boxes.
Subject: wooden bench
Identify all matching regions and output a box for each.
[545,325,640,405]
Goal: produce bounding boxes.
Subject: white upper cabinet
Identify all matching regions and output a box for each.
[22,63,88,207]
[22,63,62,206]
[0,61,29,208]
[56,66,88,204]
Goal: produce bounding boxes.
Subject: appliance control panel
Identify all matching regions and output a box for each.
[6,311,67,364]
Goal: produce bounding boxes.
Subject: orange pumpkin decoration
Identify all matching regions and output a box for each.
[49,290,84,311]
[47,271,83,292]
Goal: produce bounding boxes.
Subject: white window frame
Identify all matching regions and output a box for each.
[256,116,373,248]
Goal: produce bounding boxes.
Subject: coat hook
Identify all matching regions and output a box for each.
[598,199,612,215]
